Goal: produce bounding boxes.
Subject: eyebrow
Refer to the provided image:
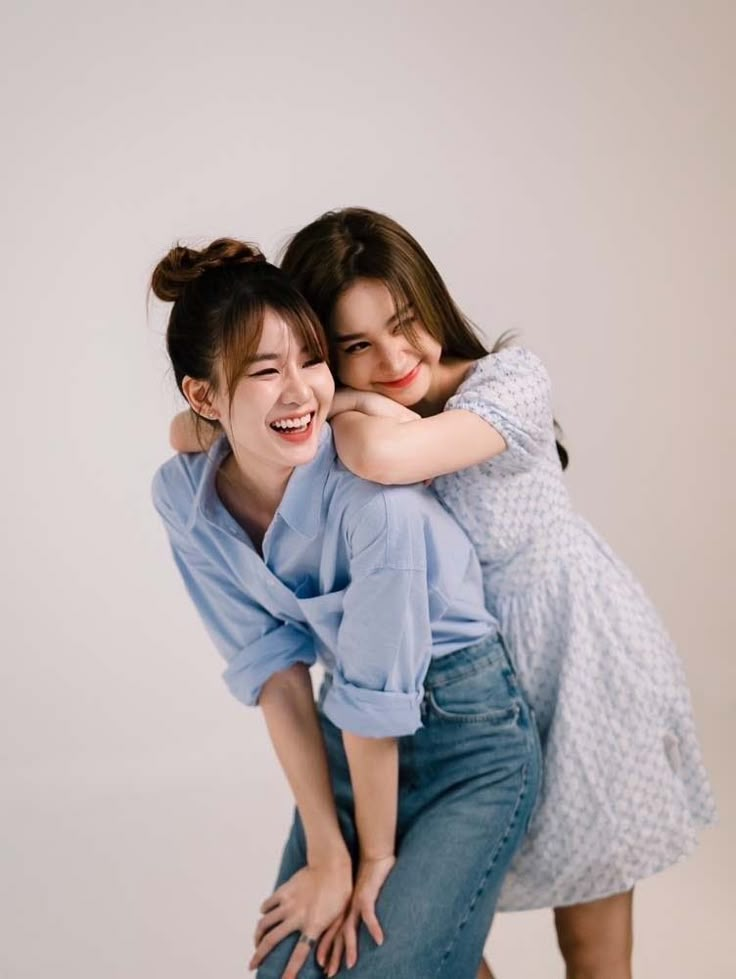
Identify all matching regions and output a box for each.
[333,302,414,343]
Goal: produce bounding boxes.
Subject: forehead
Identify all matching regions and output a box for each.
[333,279,398,331]
[256,308,298,349]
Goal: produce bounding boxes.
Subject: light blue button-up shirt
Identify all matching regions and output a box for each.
[152,426,497,737]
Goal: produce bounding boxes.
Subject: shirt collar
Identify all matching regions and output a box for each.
[187,424,335,540]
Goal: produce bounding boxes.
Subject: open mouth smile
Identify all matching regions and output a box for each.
[269,411,316,442]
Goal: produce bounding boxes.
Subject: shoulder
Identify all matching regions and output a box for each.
[151,449,210,522]
[457,346,551,396]
[331,464,432,522]
[329,467,438,569]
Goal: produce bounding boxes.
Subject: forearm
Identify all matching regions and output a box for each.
[342,732,398,859]
[333,409,507,484]
[260,665,349,865]
[332,413,420,484]
[169,409,219,453]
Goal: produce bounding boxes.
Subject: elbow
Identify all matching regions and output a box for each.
[259,663,312,703]
[351,444,398,485]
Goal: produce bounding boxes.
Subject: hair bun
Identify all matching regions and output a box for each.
[151,238,265,302]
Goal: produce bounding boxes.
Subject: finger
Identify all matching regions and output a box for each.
[327,930,344,978]
[361,905,384,947]
[253,908,285,946]
[259,887,284,914]
[248,920,294,971]
[316,917,343,968]
[280,935,316,979]
[343,908,359,970]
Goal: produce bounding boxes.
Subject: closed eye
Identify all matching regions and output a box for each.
[302,357,325,367]
[344,341,370,355]
[248,367,279,377]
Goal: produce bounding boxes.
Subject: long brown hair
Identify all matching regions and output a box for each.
[281,208,568,468]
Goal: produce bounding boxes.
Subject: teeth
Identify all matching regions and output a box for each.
[271,412,312,431]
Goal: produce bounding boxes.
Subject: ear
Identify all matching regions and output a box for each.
[181,376,219,421]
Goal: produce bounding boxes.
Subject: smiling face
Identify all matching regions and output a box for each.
[210,308,335,474]
[331,278,442,406]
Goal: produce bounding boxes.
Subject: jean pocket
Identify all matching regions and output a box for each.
[426,658,521,725]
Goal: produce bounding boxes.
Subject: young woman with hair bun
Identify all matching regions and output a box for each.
[151,238,541,979]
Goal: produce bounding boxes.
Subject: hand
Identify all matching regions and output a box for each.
[329,388,420,422]
[353,391,421,422]
[250,858,352,978]
[317,854,396,976]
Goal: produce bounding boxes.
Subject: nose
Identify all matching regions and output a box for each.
[379,337,407,374]
[281,362,310,405]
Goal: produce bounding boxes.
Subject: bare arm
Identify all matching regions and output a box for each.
[250,665,352,975]
[337,732,399,968]
[169,410,219,453]
[169,390,417,455]
[260,664,349,864]
[332,409,507,485]
[341,732,398,860]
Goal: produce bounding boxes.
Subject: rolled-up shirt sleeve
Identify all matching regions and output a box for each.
[153,481,315,706]
[322,491,435,738]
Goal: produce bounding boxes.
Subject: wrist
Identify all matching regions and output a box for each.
[359,846,396,862]
[308,849,352,873]
[306,833,351,868]
[328,389,359,419]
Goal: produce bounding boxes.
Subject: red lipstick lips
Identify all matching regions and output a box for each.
[379,363,421,389]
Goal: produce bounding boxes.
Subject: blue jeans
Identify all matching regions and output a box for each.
[257,635,541,979]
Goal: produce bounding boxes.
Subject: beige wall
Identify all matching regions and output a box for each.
[2,1,733,975]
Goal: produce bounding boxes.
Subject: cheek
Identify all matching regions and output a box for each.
[414,327,442,362]
[314,366,336,403]
[335,354,361,387]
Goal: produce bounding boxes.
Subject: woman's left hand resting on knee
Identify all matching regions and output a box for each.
[317,854,396,977]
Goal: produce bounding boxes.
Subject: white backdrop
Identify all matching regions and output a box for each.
[2,2,734,976]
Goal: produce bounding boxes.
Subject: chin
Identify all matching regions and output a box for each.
[397,383,429,407]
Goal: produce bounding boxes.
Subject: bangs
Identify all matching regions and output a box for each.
[220,294,329,394]
[281,299,330,363]
[383,273,422,349]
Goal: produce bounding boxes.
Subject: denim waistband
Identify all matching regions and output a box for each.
[319,634,510,705]
[423,633,509,690]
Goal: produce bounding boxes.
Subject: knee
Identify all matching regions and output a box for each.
[257,952,323,979]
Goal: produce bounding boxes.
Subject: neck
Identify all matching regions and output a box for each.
[219,446,293,526]
[414,358,475,416]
